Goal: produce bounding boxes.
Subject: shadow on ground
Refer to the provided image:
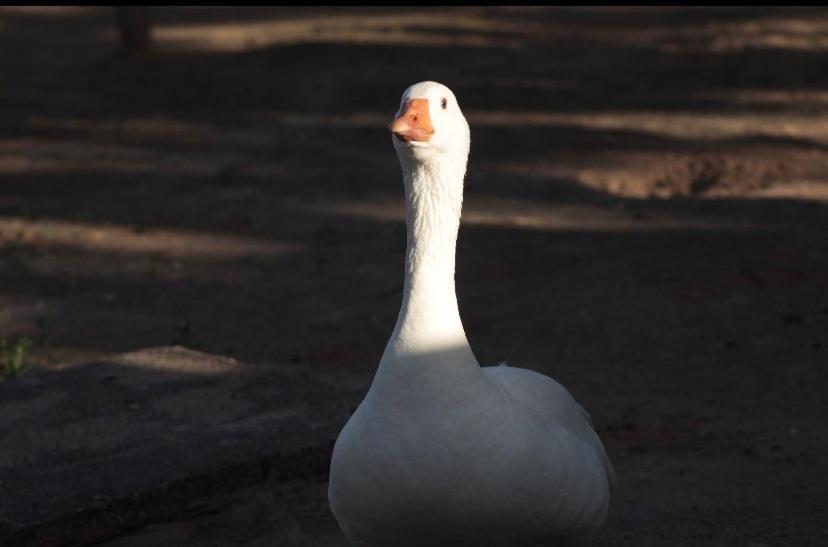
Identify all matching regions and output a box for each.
[0,6,826,547]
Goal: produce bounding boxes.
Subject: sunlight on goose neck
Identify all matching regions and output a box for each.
[398,151,468,340]
[375,120,484,400]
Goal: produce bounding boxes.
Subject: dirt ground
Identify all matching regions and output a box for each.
[0,6,826,546]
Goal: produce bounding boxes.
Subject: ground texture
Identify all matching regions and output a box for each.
[0,7,826,547]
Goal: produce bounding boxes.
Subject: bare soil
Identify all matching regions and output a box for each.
[0,7,826,546]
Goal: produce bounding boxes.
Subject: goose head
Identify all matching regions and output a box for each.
[389,81,470,164]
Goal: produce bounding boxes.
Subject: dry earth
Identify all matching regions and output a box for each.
[0,7,826,546]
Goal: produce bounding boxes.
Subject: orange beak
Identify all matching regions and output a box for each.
[389,98,434,142]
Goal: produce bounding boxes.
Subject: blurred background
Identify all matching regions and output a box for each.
[0,6,826,547]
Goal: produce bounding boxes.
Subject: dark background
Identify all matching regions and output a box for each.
[0,7,826,546]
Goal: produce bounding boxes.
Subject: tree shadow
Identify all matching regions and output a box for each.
[0,7,826,544]
[0,345,360,546]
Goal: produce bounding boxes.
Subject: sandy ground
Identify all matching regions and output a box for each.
[0,6,826,546]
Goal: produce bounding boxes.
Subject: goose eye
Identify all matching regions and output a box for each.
[441,98,448,110]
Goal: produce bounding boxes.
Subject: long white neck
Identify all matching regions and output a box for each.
[372,150,483,403]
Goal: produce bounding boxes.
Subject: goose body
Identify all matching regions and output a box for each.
[328,82,614,546]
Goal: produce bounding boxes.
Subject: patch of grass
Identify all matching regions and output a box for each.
[1,336,33,378]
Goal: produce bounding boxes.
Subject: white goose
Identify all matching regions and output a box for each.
[328,81,615,546]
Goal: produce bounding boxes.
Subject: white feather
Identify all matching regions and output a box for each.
[329,81,614,546]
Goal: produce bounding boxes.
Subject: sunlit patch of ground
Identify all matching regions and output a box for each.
[100,9,538,52]
[0,7,826,546]
[90,7,828,55]
[0,6,94,17]
[0,218,296,259]
[696,88,828,108]
[471,110,828,144]
[8,107,828,205]
[299,197,779,234]
[496,149,828,200]
[673,15,828,52]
